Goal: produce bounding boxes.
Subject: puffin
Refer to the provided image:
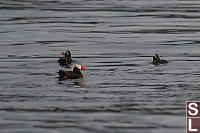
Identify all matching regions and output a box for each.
[58,50,72,66]
[152,53,168,65]
[57,64,86,80]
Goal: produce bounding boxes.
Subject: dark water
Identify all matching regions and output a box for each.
[1,0,200,132]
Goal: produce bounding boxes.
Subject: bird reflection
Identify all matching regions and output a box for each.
[73,79,86,87]
[57,78,86,88]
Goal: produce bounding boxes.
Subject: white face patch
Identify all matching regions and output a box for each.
[76,65,81,69]
[72,64,81,70]
[66,51,70,56]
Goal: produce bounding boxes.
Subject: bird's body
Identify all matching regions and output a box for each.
[152,53,168,65]
[57,64,86,80]
[58,57,72,66]
[58,50,72,66]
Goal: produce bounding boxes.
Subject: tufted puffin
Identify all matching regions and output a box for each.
[57,64,86,80]
[58,50,72,66]
[152,53,168,65]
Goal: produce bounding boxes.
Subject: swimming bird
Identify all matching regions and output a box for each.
[57,64,86,80]
[152,53,168,65]
[58,50,72,66]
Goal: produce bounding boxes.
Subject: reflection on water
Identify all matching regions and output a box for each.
[0,0,200,133]
[58,78,86,88]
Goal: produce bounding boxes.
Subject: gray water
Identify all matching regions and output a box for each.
[1,0,200,133]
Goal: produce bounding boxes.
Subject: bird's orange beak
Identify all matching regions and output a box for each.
[61,51,65,55]
[81,66,86,71]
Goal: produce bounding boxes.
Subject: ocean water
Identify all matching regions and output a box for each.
[1,0,200,132]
